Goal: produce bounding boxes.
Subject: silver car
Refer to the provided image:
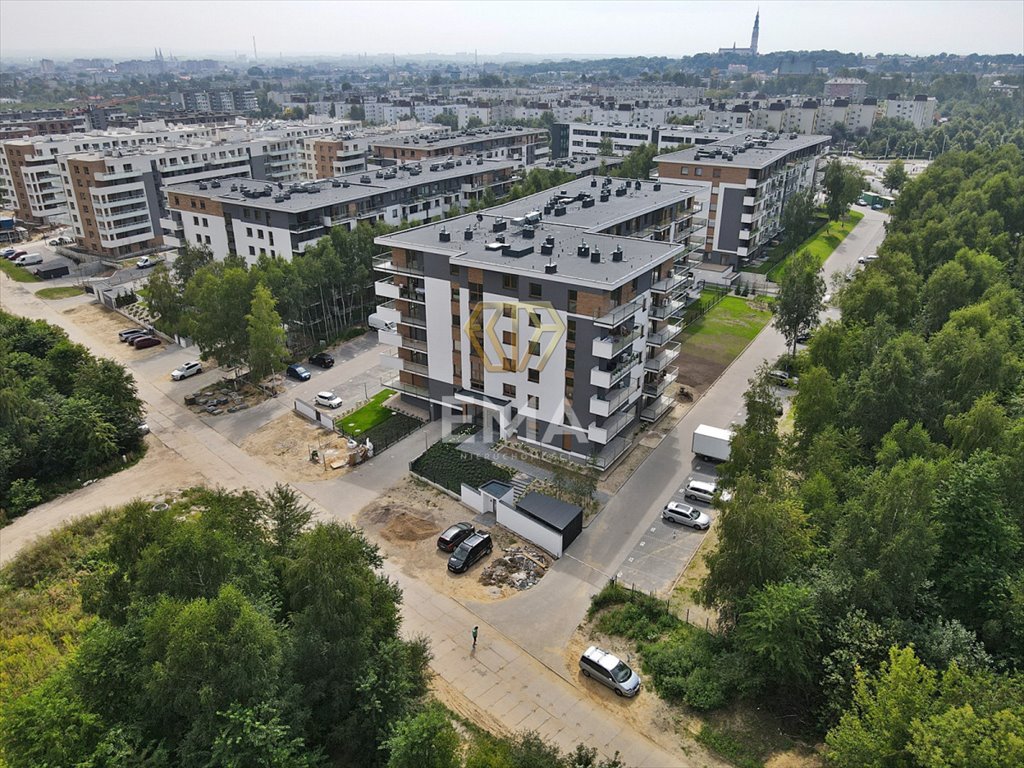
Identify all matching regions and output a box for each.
[579,646,641,697]
[662,502,711,530]
[683,479,732,505]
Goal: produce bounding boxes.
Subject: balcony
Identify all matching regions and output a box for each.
[651,271,689,295]
[373,252,424,276]
[590,353,641,389]
[647,323,682,348]
[381,355,428,376]
[640,395,673,423]
[375,277,400,300]
[643,370,677,398]
[649,298,685,320]
[590,435,632,470]
[592,327,640,359]
[743,195,756,207]
[376,300,402,327]
[588,409,635,445]
[391,379,430,400]
[378,328,402,347]
[589,383,638,418]
[593,295,644,329]
[644,343,680,373]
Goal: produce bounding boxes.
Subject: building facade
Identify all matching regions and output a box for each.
[372,176,706,467]
[656,132,830,268]
[884,95,937,130]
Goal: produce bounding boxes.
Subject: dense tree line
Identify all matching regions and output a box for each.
[0,488,630,768]
[0,312,145,523]
[686,145,1024,764]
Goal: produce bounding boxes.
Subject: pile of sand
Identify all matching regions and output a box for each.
[381,512,439,543]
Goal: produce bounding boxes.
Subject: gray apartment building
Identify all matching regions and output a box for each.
[373,176,705,468]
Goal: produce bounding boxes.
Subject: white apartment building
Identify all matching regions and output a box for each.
[884,95,937,130]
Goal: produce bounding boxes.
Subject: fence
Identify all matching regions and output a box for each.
[606,576,719,634]
[678,283,730,331]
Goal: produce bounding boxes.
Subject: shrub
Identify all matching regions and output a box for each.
[411,442,512,494]
[360,413,422,450]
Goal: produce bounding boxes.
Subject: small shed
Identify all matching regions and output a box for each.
[498,491,583,558]
[461,479,515,515]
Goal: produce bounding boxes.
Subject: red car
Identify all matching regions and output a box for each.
[131,335,161,349]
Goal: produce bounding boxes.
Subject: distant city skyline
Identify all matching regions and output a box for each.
[1,1,1022,61]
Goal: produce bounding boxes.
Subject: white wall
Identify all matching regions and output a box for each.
[425,275,454,383]
[496,501,563,557]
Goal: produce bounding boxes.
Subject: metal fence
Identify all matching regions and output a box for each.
[678,283,730,331]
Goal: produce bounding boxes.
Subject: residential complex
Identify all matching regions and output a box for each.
[554,123,724,159]
[883,94,938,130]
[372,175,706,467]
[656,131,830,268]
[702,98,879,136]
[824,78,869,101]
[368,126,549,165]
[166,158,517,260]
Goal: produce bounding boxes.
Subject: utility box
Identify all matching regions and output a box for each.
[692,424,734,462]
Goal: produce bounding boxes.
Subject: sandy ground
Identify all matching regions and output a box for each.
[58,302,165,362]
[0,437,203,565]
[357,477,550,603]
[240,411,353,482]
[565,627,713,762]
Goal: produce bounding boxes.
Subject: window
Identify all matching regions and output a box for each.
[257,230,264,240]
[565,380,574,401]
[205,235,211,245]
[502,357,516,372]
[680,167,689,176]
[196,234,202,243]
[503,383,516,398]
[246,227,253,237]
[528,368,540,383]
[694,167,703,176]
[202,217,208,227]
[268,232,274,246]
[502,330,517,345]
[469,282,483,303]
[712,168,721,178]
[528,311,541,328]
[450,264,459,277]
[502,274,518,291]
[527,395,539,408]
[249,246,256,255]
[566,348,575,368]
[529,282,542,299]
[568,289,577,313]
[528,340,541,356]
[452,313,460,327]
[502,303,514,319]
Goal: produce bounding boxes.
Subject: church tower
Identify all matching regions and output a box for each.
[750,9,760,55]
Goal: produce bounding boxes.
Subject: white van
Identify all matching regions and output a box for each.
[13,252,43,267]
[368,313,396,331]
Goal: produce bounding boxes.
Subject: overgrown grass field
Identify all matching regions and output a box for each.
[679,295,773,366]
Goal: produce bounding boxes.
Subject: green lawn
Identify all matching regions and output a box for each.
[679,295,773,366]
[337,388,397,434]
[766,211,864,283]
[0,259,41,283]
[36,286,84,300]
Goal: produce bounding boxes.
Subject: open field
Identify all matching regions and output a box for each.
[767,211,864,282]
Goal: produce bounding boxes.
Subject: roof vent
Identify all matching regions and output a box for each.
[612,246,624,262]
[495,234,505,243]
[577,242,590,258]
[492,219,507,233]
[210,180,221,188]
[198,182,208,190]
[545,234,555,246]
[554,205,566,216]
[230,183,238,191]
[581,197,595,209]
[635,181,642,190]
[342,180,350,187]
[653,182,661,191]
[615,185,627,197]
[543,205,552,215]
[439,227,451,242]
[521,225,535,239]
[464,227,473,241]
[591,248,601,263]
[540,242,554,255]
[591,178,598,187]
[600,191,610,202]
[544,262,557,274]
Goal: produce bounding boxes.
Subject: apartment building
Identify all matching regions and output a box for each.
[884,95,937,131]
[824,78,868,101]
[166,158,517,262]
[656,132,830,268]
[372,175,706,467]
[558,123,724,159]
[370,127,548,165]
[703,99,879,137]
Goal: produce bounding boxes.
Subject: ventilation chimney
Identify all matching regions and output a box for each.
[439,227,451,243]
[612,246,624,262]
[577,241,590,258]
[581,196,595,208]
[496,234,505,243]
[521,225,535,239]
[590,178,598,187]
[635,180,642,190]
[544,262,557,274]
[545,234,555,246]
[653,182,661,191]
[554,205,566,216]
[464,227,473,240]
[590,247,601,263]
[600,191,610,202]
[540,242,554,255]
[492,219,507,233]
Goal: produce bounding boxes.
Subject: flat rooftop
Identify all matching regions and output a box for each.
[165,158,516,213]
[483,174,701,233]
[378,212,684,289]
[656,132,830,170]
[369,126,545,152]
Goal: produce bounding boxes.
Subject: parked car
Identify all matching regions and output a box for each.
[171,361,203,380]
[662,502,711,530]
[437,522,475,552]
[795,330,812,345]
[684,479,726,505]
[0,247,16,258]
[132,335,161,349]
[872,203,885,210]
[579,646,641,698]
[13,252,42,267]
[308,351,334,368]
[118,328,147,342]
[447,532,492,573]
[314,391,343,409]
[857,253,879,264]
[7,250,27,260]
[286,363,311,381]
[136,256,154,269]
[768,369,798,387]
[855,198,868,206]
[49,235,74,246]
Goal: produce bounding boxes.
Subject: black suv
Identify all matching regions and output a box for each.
[308,352,334,369]
[447,532,492,573]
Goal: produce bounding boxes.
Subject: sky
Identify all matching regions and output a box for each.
[1,0,1022,61]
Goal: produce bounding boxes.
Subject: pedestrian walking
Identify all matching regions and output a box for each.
[472,626,478,648]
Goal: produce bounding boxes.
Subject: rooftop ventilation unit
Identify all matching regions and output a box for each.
[198,182,208,190]
[615,185,627,197]
[653,182,661,191]
[511,216,527,228]
[492,219,507,233]
[554,205,566,216]
[581,197,595,209]
[495,234,506,244]
[600,191,610,202]
[439,227,451,242]
[591,178,598,187]
[360,175,371,183]
[544,262,557,274]
[332,180,341,187]
[635,181,642,190]
[577,242,590,258]
[612,246,624,262]
[521,225,535,239]
[540,242,554,256]
[543,205,552,215]
[230,183,238,191]
[525,211,541,225]
[591,248,601,263]
[504,244,533,258]
[210,180,221,188]
[464,227,473,240]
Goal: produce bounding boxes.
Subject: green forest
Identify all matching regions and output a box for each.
[698,145,1024,762]
[0,312,146,523]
